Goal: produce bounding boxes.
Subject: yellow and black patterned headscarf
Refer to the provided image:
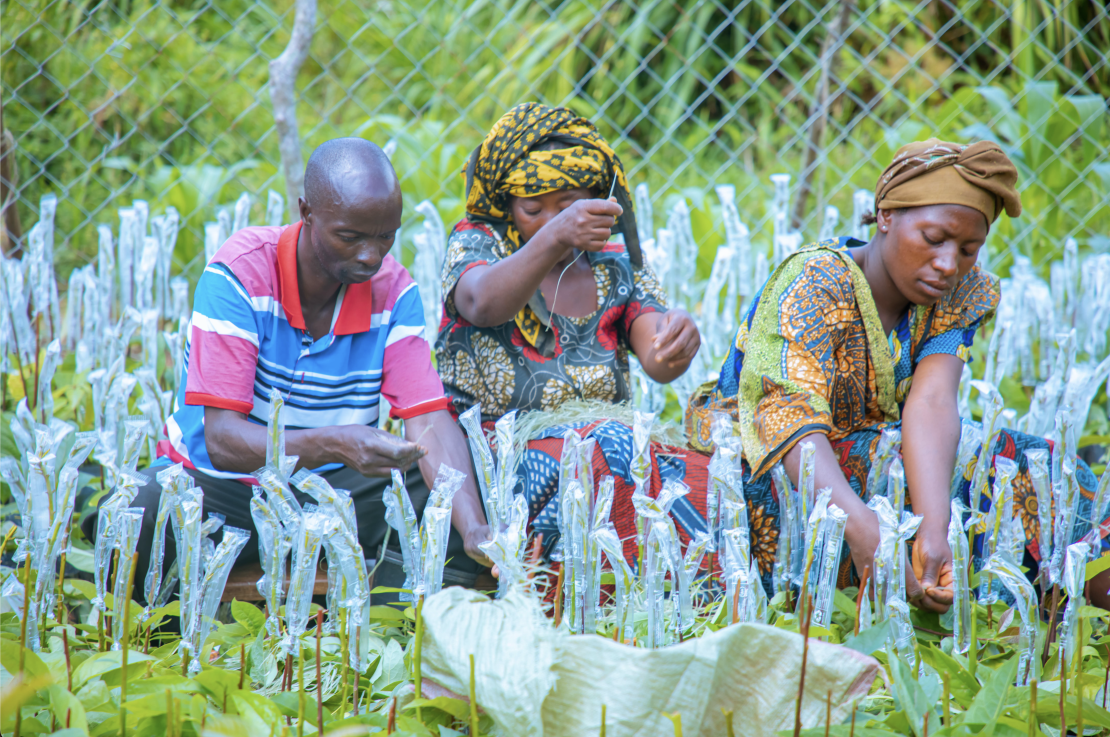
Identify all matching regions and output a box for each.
[463,103,641,347]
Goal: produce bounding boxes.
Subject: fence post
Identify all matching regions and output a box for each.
[268,0,317,223]
[791,0,855,233]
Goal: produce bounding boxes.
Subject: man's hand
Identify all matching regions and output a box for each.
[544,198,623,253]
[463,523,494,568]
[651,309,700,369]
[333,424,426,476]
[912,525,954,612]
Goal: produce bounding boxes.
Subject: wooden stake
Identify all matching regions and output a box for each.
[239,642,246,690]
[854,565,870,636]
[297,646,305,737]
[16,556,31,737]
[553,565,565,628]
[969,595,978,680]
[1060,645,1067,737]
[1044,584,1061,665]
[386,697,397,734]
[600,703,607,737]
[63,629,73,692]
[55,550,67,623]
[469,653,480,737]
[315,609,324,730]
[793,593,813,737]
[723,709,735,737]
[824,690,831,737]
[1029,679,1037,737]
[922,710,929,737]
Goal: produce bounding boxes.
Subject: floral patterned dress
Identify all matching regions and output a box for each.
[687,237,1104,594]
[437,219,716,564]
[437,220,670,420]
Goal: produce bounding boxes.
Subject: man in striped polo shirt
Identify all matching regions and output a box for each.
[97,138,492,590]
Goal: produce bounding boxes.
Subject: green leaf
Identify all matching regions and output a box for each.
[367,605,408,624]
[918,644,980,708]
[0,638,51,679]
[63,578,97,600]
[889,655,933,737]
[404,696,471,720]
[70,650,156,691]
[962,654,1018,725]
[1085,554,1110,581]
[231,599,265,637]
[843,622,891,655]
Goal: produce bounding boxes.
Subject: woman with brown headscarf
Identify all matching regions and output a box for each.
[687,139,1109,610]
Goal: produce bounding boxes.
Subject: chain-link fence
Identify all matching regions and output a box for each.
[3,0,1109,283]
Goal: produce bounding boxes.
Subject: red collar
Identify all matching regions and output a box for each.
[276,222,375,336]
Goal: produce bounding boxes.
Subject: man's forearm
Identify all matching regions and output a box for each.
[406,410,489,534]
[204,407,339,473]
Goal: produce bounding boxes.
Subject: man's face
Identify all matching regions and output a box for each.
[300,175,403,284]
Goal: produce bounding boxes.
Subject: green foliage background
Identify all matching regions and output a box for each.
[3,0,1109,286]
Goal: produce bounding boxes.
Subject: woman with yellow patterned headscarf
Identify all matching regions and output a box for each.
[436,103,710,574]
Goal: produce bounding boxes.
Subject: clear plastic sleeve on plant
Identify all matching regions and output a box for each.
[144,463,187,615]
[868,496,899,622]
[428,464,465,510]
[265,386,288,478]
[1050,454,1081,584]
[800,487,832,596]
[981,457,1019,604]
[1056,539,1091,681]
[981,553,1041,685]
[291,468,357,540]
[1025,448,1054,582]
[643,517,674,648]
[630,412,654,550]
[494,410,519,530]
[593,523,636,640]
[721,526,751,624]
[109,508,144,649]
[92,470,147,611]
[249,486,285,635]
[886,457,906,513]
[583,475,615,630]
[866,428,901,501]
[420,506,452,601]
[284,506,330,654]
[947,499,973,654]
[676,530,711,635]
[770,463,796,597]
[564,479,590,633]
[459,404,499,526]
[189,525,251,673]
[706,445,734,551]
[951,422,982,497]
[966,381,1004,527]
[383,469,422,602]
[811,503,847,630]
[479,494,530,599]
[885,597,917,668]
[797,440,816,526]
[254,465,303,528]
[173,496,204,660]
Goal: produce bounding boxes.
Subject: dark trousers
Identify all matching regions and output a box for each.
[82,464,481,604]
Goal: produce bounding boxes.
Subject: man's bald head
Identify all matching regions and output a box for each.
[303,138,399,208]
[297,138,403,287]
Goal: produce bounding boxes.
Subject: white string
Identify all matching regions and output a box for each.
[548,249,584,317]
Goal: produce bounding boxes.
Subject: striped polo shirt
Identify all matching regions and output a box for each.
[157,222,449,481]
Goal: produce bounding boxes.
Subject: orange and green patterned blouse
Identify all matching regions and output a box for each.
[686,237,1000,476]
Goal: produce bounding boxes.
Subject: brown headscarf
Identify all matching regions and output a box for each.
[874,139,1022,224]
